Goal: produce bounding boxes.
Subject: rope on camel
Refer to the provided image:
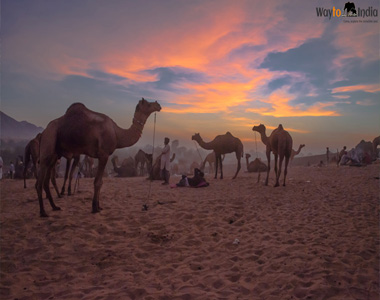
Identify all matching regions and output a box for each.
[194,141,204,163]
[254,131,261,183]
[142,112,157,211]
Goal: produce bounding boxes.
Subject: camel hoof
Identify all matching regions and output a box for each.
[40,212,49,218]
[53,206,61,211]
[274,184,279,187]
[92,209,101,214]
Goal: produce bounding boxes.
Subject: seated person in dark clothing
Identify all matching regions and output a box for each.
[176,168,209,187]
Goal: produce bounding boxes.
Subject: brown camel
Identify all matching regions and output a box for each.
[23,133,41,188]
[36,98,161,217]
[149,153,175,180]
[290,144,306,162]
[252,124,293,187]
[245,154,267,173]
[23,133,62,197]
[111,156,137,177]
[60,156,81,196]
[200,151,225,174]
[83,155,95,177]
[192,132,243,179]
[134,149,153,176]
[23,133,80,196]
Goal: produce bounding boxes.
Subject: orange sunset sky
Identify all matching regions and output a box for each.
[1,0,379,155]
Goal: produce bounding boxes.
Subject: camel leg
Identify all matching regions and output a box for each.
[67,156,80,195]
[283,156,290,186]
[265,151,271,186]
[61,158,71,195]
[36,167,48,217]
[92,157,107,213]
[219,155,224,179]
[274,154,280,187]
[214,153,218,179]
[233,154,241,179]
[275,155,283,187]
[23,159,30,189]
[50,167,62,198]
[38,155,61,217]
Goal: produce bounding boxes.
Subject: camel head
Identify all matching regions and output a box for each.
[134,98,161,120]
[191,133,201,142]
[300,144,305,149]
[245,153,251,159]
[252,124,266,134]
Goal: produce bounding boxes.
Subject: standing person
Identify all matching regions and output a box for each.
[326,147,330,164]
[9,161,15,179]
[0,156,3,179]
[160,137,171,185]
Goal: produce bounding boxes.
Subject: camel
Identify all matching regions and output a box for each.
[23,133,41,188]
[290,144,306,163]
[252,124,293,187]
[134,149,153,176]
[148,153,175,180]
[245,154,267,173]
[192,132,243,179]
[111,156,137,177]
[60,156,81,196]
[200,151,225,174]
[83,155,95,177]
[36,98,161,217]
[23,133,62,197]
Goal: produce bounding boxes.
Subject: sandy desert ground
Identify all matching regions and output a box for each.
[0,163,379,300]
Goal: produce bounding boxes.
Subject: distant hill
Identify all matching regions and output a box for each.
[0,111,44,141]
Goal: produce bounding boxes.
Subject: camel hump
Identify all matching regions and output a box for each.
[278,124,284,130]
[66,102,87,113]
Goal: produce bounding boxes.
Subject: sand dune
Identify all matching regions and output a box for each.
[1,164,379,299]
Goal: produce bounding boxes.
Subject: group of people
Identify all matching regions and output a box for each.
[336,145,374,166]
[159,137,209,188]
[0,157,15,180]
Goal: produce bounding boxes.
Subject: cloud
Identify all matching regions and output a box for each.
[246,88,340,117]
[331,84,380,94]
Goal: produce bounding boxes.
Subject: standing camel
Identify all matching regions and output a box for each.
[252,124,293,187]
[192,132,243,179]
[36,98,161,217]
[23,133,41,188]
[134,149,152,176]
[83,155,95,177]
[200,151,225,174]
[23,133,61,197]
[290,144,305,164]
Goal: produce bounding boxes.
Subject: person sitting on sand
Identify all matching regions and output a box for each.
[337,146,347,166]
[340,148,360,166]
[176,168,209,188]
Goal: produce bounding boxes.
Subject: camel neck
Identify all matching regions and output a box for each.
[196,138,214,150]
[259,131,269,146]
[295,145,302,155]
[115,115,147,149]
